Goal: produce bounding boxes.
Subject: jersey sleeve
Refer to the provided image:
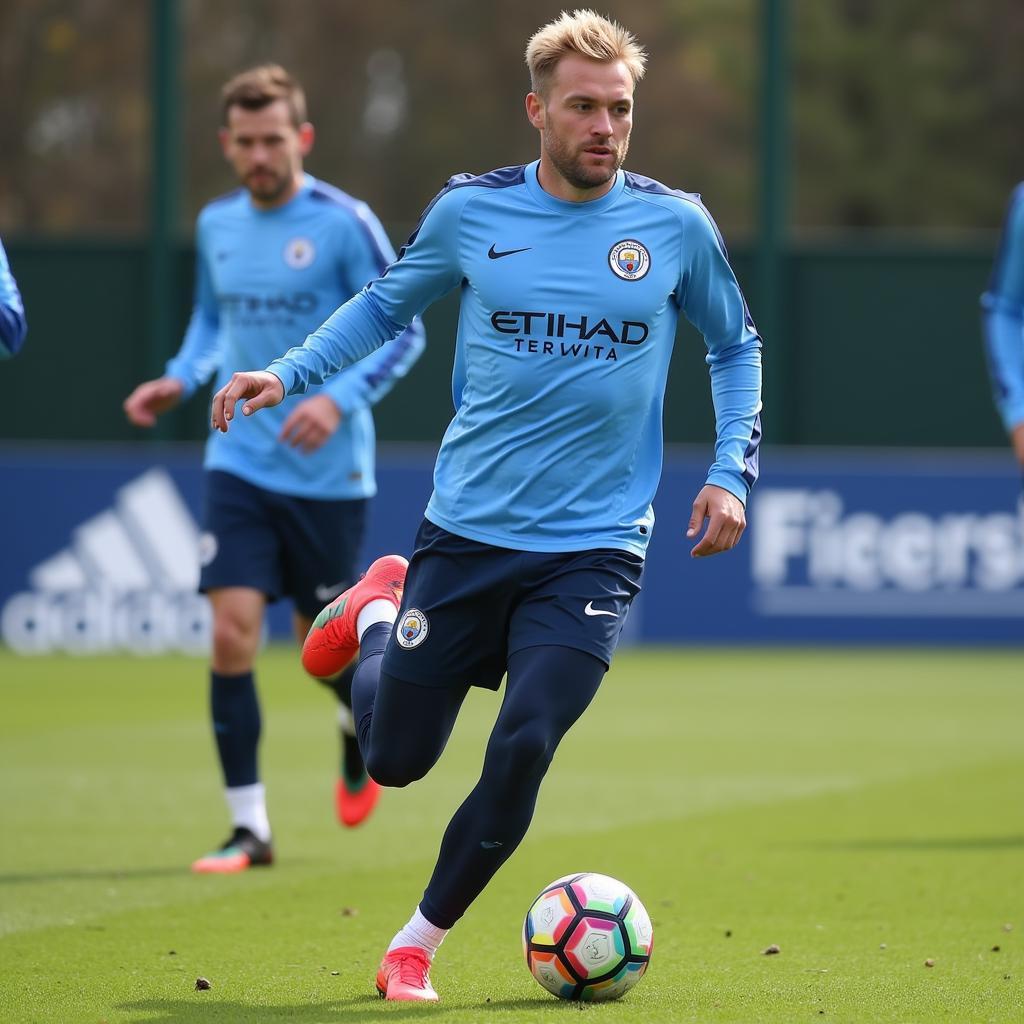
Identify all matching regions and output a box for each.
[0,238,27,359]
[981,185,1024,430]
[322,202,426,413]
[164,213,222,398]
[268,183,466,395]
[676,201,763,502]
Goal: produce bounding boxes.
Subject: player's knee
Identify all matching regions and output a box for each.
[211,614,259,669]
[365,747,433,789]
[496,721,555,781]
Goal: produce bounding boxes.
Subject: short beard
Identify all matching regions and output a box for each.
[245,170,290,204]
[543,126,627,192]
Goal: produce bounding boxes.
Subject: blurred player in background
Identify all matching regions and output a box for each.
[982,182,1024,473]
[124,65,424,873]
[0,237,27,358]
[211,11,761,999]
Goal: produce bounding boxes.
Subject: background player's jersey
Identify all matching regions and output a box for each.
[982,182,1024,431]
[269,162,762,556]
[166,173,424,499]
[0,238,26,359]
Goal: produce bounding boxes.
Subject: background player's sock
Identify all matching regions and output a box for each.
[351,621,392,755]
[358,599,398,638]
[315,664,366,783]
[387,905,449,959]
[340,726,364,784]
[224,782,271,843]
[210,669,261,787]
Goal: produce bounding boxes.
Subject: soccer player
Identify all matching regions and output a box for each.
[211,12,761,999]
[982,183,1024,471]
[0,237,27,358]
[124,65,424,873]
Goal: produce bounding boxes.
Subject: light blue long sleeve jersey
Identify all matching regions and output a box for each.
[269,162,762,557]
[167,173,424,499]
[982,182,1024,431]
[0,238,27,358]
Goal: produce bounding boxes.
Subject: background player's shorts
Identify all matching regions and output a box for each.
[198,469,367,619]
[381,519,644,690]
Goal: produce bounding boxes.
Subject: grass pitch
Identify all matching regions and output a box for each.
[0,647,1021,1023]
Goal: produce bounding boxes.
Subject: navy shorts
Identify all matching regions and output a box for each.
[381,520,644,690]
[198,470,367,619]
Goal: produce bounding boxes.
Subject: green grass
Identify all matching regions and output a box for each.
[0,647,1021,1023]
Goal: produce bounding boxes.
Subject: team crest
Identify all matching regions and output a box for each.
[283,237,316,269]
[608,239,651,281]
[395,608,429,649]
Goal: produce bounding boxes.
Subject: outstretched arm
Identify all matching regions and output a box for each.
[277,202,428,453]
[0,239,26,358]
[982,184,1024,463]
[214,179,467,431]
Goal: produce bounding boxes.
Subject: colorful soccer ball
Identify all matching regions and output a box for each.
[523,872,653,1001]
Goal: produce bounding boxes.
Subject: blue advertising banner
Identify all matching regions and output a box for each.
[1,444,1021,654]
[645,448,1024,645]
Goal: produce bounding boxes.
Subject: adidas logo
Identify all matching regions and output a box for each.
[0,468,211,655]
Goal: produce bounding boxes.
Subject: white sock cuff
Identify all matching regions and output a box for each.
[387,905,449,958]
[337,703,355,735]
[225,782,271,843]
[357,599,398,640]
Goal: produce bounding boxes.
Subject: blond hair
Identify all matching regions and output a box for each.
[221,64,307,128]
[525,9,647,95]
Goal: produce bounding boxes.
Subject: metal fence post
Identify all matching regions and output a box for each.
[148,0,180,438]
[757,0,790,442]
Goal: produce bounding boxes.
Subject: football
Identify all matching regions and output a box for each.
[522,872,653,1001]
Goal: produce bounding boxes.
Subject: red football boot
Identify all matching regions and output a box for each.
[375,946,439,1002]
[302,554,408,678]
[335,769,382,827]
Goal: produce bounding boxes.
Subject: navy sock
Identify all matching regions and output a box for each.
[210,670,261,788]
[316,662,356,705]
[316,663,364,781]
[351,622,392,757]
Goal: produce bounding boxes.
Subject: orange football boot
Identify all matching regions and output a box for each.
[190,827,273,874]
[375,946,439,1002]
[302,554,408,678]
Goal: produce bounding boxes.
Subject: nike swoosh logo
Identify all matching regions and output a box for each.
[315,582,348,603]
[584,601,618,618]
[480,840,504,849]
[487,244,531,260]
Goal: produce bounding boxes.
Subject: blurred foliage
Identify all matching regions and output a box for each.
[792,0,1024,230]
[0,0,1023,236]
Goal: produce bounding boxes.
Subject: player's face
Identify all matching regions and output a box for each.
[219,100,313,206]
[528,54,634,199]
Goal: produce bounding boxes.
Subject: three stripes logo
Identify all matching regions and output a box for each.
[0,469,211,654]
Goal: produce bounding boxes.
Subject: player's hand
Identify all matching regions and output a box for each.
[1011,423,1024,467]
[211,371,285,432]
[686,484,746,558]
[123,377,184,427]
[279,394,343,453]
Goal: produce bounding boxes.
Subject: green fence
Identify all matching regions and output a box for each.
[0,238,1002,449]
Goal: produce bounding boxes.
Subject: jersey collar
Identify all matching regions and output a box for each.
[524,160,625,215]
